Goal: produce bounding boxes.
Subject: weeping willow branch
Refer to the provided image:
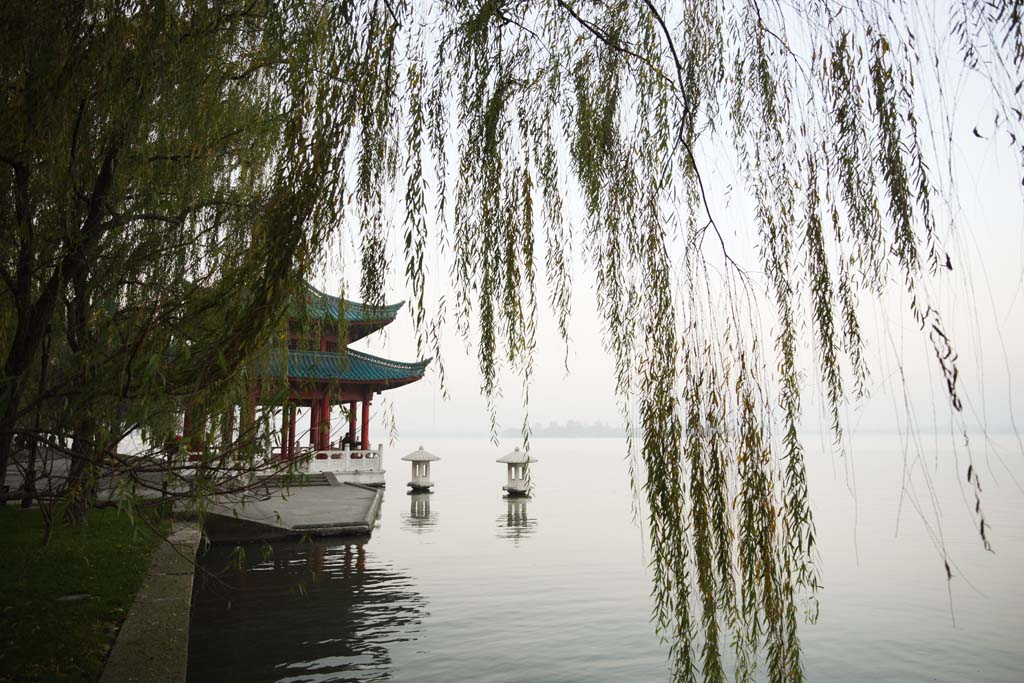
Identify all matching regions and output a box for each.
[372,3,1017,681]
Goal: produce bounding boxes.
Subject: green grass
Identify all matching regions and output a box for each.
[0,505,167,682]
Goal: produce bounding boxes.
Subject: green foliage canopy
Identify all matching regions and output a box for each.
[0,1,358,481]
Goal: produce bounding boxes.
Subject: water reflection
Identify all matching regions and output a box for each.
[496,496,536,544]
[189,540,426,682]
[185,437,1024,683]
[400,492,437,534]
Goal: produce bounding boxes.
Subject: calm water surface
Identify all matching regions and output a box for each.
[188,435,1024,681]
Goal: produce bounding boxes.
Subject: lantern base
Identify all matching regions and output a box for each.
[502,485,530,498]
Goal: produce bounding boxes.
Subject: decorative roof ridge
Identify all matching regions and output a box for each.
[344,347,431,370]
[288,347,431,372]
[303,282,405,318]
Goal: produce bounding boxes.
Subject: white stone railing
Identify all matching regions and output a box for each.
[306,444,384,474]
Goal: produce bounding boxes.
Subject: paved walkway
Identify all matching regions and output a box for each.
[100,523,201,683]
[3,450,168,504]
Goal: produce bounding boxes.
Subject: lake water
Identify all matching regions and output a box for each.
[188,435,1024,682]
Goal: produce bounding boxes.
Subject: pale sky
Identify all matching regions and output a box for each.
[331,138,1024,442]
[318,33,1024,443]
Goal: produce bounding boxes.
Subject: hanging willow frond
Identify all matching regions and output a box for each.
[354,3,1014,680]
[317,1,1017,679]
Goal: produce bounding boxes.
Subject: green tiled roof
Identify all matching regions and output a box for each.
[298,283,403,323]
[260,348,430,386]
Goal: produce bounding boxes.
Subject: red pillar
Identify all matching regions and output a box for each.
[183,411,201,462]
[361,397,371,450]
[280,408,289,460]
[309,402,319,447]
[315,395,323,449]
[221,409,235,448]
[321,394,331,449]
[288,405,297,458]
[242,389,257,441]
[348,402,357,443]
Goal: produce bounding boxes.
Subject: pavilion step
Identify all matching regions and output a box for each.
[257,472,331,488]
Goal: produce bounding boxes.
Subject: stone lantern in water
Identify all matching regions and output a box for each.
[402,446,440,491]
[497,447,537,497]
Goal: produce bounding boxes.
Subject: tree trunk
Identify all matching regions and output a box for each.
[1,146,119,486]
[21,328,49,508]
[0,408,15,505]
[63,420,98,526]
[20,437,36,509]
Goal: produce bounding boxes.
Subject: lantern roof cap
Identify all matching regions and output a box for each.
[496,447,537,464]
[402,445,440,462]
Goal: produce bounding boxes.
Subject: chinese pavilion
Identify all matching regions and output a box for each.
[261,283,429,459]
[183,283,429,482]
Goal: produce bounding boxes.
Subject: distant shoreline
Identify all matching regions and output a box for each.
[500,423,623,439]
[393,434,627,440]
[503,433,623,439]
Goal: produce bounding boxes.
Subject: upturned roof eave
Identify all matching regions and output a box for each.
[252,348,430,387]
[301,282,405,324]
